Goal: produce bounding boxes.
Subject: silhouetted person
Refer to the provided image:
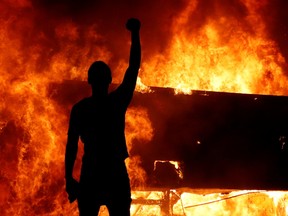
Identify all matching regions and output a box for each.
[65,18,141,216]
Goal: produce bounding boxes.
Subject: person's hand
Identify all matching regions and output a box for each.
[126,18,141,32]
[65,177,79,203]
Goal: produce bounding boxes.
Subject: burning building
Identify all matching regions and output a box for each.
[1,0,288,215]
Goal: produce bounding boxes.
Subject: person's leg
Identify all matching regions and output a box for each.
[77,183,101,216]
[106,161,132,216]
[77,193,101,216]
[106,196,131,216]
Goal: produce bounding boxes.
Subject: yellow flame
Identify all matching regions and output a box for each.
[141,1,288,95]
[1,0,288,215]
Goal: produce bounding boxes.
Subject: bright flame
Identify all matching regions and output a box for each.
[0,0,288,215]
[141,0,288,95]
[135,76,154,94]
[125,107,154,188]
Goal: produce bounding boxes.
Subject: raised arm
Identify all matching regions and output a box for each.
[121,18,141,92]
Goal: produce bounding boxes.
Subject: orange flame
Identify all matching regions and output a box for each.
[141,1,288,95]
[0,0,288,215]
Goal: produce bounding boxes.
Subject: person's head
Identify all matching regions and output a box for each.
[87,61,112,86]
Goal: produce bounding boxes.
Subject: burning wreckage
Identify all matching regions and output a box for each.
[51,80,288,215]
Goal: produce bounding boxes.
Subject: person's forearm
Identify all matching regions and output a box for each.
[65,138,78,179]
[121,18,141,93]
[122,30,141,86]
[129,30,141,71]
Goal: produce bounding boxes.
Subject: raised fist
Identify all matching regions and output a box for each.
[126,18,141,31]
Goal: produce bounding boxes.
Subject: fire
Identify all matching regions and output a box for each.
[172,190,288,216]
[153,160,184,180]
[0,0,288,215]
[125,107,154,188]
[141,0,288,95]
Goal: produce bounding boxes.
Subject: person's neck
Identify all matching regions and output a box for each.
[90,83,109,99]
[91,89,108,99]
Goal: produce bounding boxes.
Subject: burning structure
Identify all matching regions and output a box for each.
[52,81,288,215]
[1,0,288,215]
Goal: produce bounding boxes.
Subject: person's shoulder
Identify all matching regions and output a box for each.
[72,97,91,110]
[109,83,125,96]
